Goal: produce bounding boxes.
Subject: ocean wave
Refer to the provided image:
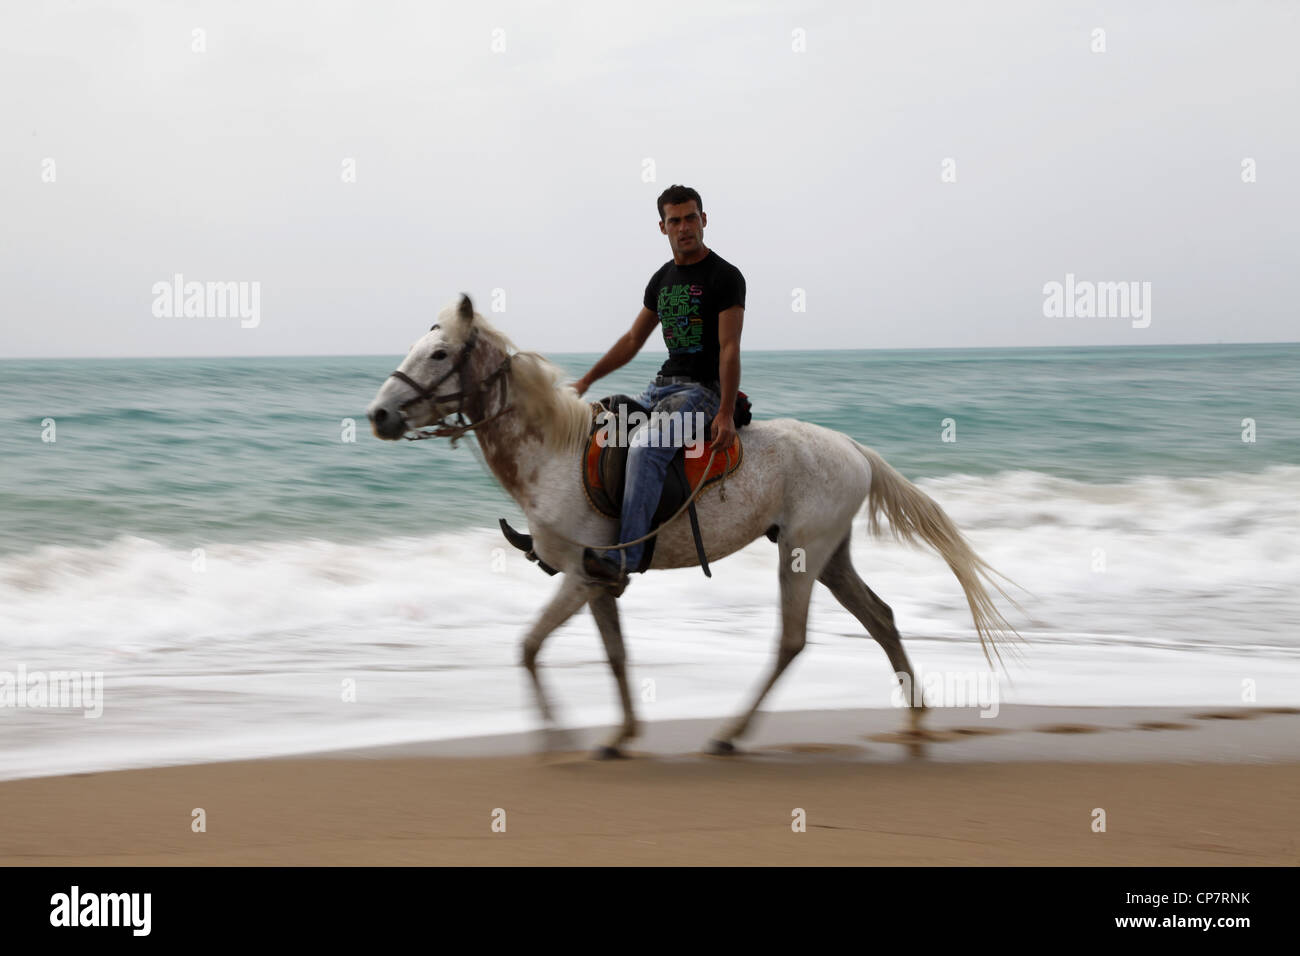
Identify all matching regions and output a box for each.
[1,466,1296,653]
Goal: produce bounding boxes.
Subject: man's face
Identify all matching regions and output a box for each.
[660,200,706,256]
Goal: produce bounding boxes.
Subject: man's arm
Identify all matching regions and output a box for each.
[708,305,744,450]
[573,307,659,397]
[715,306,743,416]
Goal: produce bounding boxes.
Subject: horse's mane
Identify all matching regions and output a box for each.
[444,307,592,454]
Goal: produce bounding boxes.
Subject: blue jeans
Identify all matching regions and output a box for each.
[604,379,721,572]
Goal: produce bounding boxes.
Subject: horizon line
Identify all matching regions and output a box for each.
[2,339,1297,362]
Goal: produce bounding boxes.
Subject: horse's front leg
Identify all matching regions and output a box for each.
[589,591,639,759]
[521,574,592,750]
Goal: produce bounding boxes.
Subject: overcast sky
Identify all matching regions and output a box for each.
[1,0,1296,358]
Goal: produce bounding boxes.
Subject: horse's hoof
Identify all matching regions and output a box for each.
[593,745,626,760]
[706,739,737,756]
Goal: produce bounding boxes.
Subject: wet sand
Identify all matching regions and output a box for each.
[2,705,1296,865]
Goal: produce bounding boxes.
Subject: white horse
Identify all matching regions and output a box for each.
[366,295,1018,757]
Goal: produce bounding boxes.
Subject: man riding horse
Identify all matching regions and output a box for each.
[573,184,746,590]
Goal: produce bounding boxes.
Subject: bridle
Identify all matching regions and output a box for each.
[388,323,514,444]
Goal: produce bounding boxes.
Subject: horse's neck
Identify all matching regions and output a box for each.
[465,345,550,510]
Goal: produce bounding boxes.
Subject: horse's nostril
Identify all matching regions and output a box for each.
[372,407,387,424]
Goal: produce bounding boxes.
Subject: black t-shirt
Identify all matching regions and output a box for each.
[642,249,745,386]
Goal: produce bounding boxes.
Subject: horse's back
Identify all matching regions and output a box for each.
[742,417,873,485]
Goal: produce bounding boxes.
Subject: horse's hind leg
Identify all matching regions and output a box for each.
[708,537,821,753]
[818,535,927,732]
[588,592,640,759]
[521,575,592,749]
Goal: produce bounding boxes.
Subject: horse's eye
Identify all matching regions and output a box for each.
[432,349,447,361]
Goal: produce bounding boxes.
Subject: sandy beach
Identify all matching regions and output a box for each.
[2,705,1296,866]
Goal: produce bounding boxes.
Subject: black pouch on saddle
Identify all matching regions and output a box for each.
[733,390,752,428]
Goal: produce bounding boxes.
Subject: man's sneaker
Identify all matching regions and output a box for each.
[582,548,629,596]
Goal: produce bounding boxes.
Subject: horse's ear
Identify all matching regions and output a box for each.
[457,294,474,324]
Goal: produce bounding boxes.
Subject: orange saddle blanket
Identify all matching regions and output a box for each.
[580,398,743,521]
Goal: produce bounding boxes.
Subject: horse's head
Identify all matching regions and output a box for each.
[367,293,486,440]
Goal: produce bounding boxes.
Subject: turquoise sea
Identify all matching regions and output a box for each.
[2,344,1297,555]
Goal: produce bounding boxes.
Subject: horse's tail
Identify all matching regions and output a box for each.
[853,441,1023,667]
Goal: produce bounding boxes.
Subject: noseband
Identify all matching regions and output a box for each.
[388,323,513,443]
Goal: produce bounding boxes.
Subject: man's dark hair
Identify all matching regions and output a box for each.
[656,184,703,222]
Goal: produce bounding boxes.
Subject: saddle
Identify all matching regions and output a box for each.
[579,394,743,575]
[499,391,751,579]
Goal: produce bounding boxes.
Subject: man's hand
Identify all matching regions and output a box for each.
[707,410,736,458]
[573,375,591,398]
